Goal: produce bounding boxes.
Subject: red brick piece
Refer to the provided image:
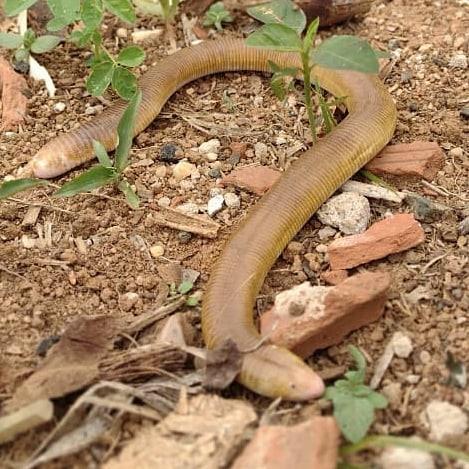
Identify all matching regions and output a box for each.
[231,416,340,469]
[261,272,391,359]
[364,141,444,181]
[328,213,425,270]
[321,269,348,285]
[220,166,281,195]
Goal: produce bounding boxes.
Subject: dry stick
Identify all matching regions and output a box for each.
[7,197,74,214]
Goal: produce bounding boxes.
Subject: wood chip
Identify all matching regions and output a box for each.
[21,206,41,227]
[150,206,220,238]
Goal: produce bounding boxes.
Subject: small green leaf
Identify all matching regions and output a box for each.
[86,60,114,96]
[247,0,306,34]
[186,295,199,306]
[246,23,302,52]
[349,345,366,382]
[268,61,298,100]
[178,280,193,294]
[54,165,116,197]
[46,0,80,31]
[0,178,49,200]
[15,48,30,63]
[334,397,375,443]
[114,89,142,172]
[118,180,139,209]
[203,2,233,31]
[103,0,136,23]
[117,46,145,67]
[30,35,61,53]
[0,32,24,49]
[5,0,38,16]
[311,36,380,74]
[81,0,104,29]
[303,16,319,52]
[374,49,391,59]
[368,391,388,409]
[112,66,137,100]
[22,29,36,49]
[93,140,112,167]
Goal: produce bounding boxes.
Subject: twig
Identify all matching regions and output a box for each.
[421,252,449,274]
[0,264,30,282]
[7,197,74,214]
[421,180,469,202]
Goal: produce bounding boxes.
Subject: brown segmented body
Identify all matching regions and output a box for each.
[28,39,396,400]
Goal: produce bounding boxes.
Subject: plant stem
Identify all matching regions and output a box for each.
[340,435,469,462]
[301,50,317,144]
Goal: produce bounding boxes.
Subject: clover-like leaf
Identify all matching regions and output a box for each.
[86,60,114,96]
[246,23,302,52]
[30,35,61,54]
[117,46,145,67]
[247,0,306,34]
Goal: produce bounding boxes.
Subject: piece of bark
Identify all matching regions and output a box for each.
[261,272,390,358]
[0,57,29,131]
[232,416,340,469]
[327,213,425,270]
[364,141,445,181]
[298,0,373,26]
[182,0,216,17]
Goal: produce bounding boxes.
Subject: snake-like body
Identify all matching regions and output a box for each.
[27,39,396,400]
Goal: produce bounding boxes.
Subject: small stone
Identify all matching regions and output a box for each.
[459,216,469,235]
[154,165,167,178]
[275,136,287,145]
[400,71,413,83]
[254,142,268,159]
[328,213,425,270]
[176,202,199,215]
[388,38,401,50]
[321,269,348,285]
[420,350,431,364]
[449,52,467,69]
[131,28,164,43]
[116,27,128,38]
[232,417,340,469]
[391,332,413,358]
[207,195,224,217]
[382,382,402,408]
[206,152,218,162]
[182,267,200,284]
[318,226,337,240]
[365,141,445,181]
[406,374,421,384]
[157,196,171,208]
[208,168,221,178]
[342,180,405,204]
[150,244,165,258]
[221,166,281,195]
[460,104,469,119]
[449,147,463,158]
[172,161,196,181]
[261,272,390,358]
[178,231,192,243]
[408,102,419,112]
[156,313,187,347]
[52,102,66,113]
[224,192,240,209]
[199,139,221,155]
[160,144,182,163]
[380,445,435,469]
[423,401,468,441]
[119,292,139,311]
[318,192,371,235]
[418,43,432,53]
[404,192,450,222]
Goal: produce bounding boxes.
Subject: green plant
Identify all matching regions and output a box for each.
[158,0,181,22]
[246,0,382,142]
[0,28,61,66]
[324,346,388,443]
[203,2,233,31]
[5,0,144,100]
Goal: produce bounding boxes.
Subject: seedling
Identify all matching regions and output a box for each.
[325,346,388,443]
[246,0,382,142]
[203,2,233,31]
[159,0,181,22]
[0,28,61,71]
[52,89,142,208]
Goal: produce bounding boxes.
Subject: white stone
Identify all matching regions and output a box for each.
[207,195,224,217]
[391,332,413,358]
[173,161,196,181]
[254,142,268,159]
[84,104,103,115]
[317,192,371,234]
[318,226,337,240]
[224,192,240,209]
[198,139,221,155]
[206,152,218,162]
[116,27,128,38]
[449,52,468,69]
[119,292,139,311]
[210,187,224,197]
[157,196,171,208]
[423,401,468,441]
[53,102,66,113]
[380,445,435,469]
[131,29,164,43]
[177,203,199,215]
[154,165,167,178]
[150,244,165,258]
[341,180,404,203]
[275,136,287,145]
[449,147,463,158]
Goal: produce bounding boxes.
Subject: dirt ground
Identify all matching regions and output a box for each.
[0,0,468,467]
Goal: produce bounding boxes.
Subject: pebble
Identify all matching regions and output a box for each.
[224,192,240,209]
[206,152,218,162]
[459,216,469,235]
[160,144,182,163]
[207,195,224,216]
[178,231,192,243]
[318,226,337,240]
[391,332,413,358]
[176,202,199,215]
[131,29,164,43]
[382,382,402,408]
[198,139,221,155]
[230,142,248,158]
[342,180,405,204]
[422,401,468,441]
[317,192,371,235]
[221,166,281,195]
[449,52,468,69]
[208,168,221,178]
[157,196,171,208]
[380,445,435,469]
[119,292,139,311]
[449,147,463,158]
[404,192,449,222]
[84,104,103,115]
[116,27,128,39]
[53,102,66,113]
[254,142,268,159]
[150,244,165,258]
[460,104,469,119]
[172,161,196,181]
[154,165,167,178]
